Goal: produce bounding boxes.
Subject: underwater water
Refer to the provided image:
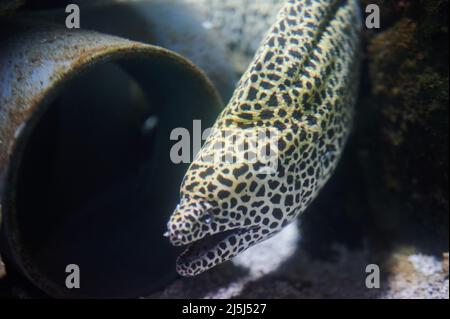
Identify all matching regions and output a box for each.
[0,0,448,299]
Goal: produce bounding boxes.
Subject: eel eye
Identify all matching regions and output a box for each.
[200,212,213,224]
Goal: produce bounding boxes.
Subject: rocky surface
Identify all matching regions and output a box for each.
[360,0,449,243]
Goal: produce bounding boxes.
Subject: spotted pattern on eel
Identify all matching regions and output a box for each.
[166,0,362,276]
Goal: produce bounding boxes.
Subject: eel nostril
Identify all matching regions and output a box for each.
[183,221,193,231]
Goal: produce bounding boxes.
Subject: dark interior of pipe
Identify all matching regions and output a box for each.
[9,58,219,298]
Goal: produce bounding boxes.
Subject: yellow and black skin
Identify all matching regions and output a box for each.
[166,0,362,276]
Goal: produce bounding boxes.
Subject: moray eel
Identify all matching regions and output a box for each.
[166,0,362,276]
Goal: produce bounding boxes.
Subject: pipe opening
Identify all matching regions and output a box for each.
[5,56,220,297]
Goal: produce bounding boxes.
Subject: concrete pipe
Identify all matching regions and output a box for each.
[0,19,223,298]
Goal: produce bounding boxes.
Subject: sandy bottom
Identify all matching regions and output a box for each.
[0,221,448,299]
[147,221,449,299]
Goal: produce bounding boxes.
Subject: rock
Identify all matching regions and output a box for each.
[385,252,449,299]
[362,0,449,245]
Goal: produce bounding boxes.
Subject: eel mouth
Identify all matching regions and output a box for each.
[175,227,257,276]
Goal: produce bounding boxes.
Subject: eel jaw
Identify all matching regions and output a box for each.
[175,227,258,277]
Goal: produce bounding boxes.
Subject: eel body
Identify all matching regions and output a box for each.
[166,0,362,276]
